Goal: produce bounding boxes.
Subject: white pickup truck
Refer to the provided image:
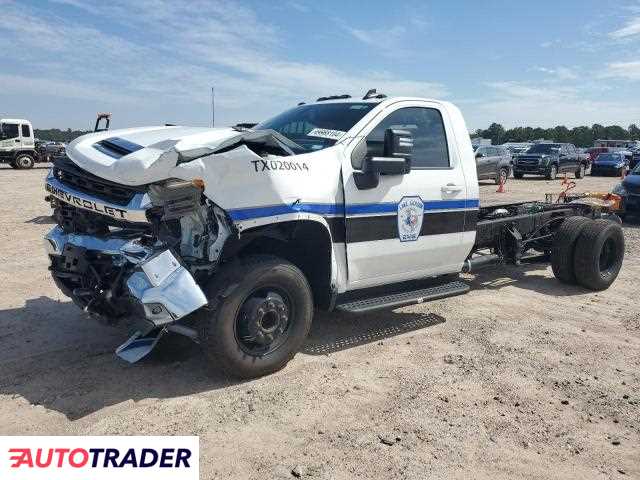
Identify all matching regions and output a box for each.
[43,91,625,378]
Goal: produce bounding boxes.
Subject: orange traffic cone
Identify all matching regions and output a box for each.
[561,173,569,185]
[496,174,505,193]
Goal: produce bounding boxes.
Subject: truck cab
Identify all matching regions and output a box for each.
[0,118,38,168]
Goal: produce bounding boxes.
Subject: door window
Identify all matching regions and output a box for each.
[366,107,450,168]
[1,123,19,140]
[21,124,31,137]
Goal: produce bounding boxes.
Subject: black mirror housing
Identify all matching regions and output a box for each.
[383,128,413,159]
[353,128,413,190]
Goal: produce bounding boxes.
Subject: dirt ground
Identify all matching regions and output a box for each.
[0,165,638,479]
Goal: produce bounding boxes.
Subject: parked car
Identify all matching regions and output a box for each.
[631,148,640,170]
[586,146,609,163]
[613,162,640,219]
[591,152,629,176]
[44,141,66,156]
[473,145,512,184]
[513,143,587,180]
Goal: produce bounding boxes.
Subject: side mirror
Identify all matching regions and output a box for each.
[383,128,413,160]
[353,129,413,190]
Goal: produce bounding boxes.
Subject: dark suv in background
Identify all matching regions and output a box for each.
[513,143,588,180]
[473,145,512,184]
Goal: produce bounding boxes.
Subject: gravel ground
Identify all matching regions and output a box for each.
[0,166,638,479]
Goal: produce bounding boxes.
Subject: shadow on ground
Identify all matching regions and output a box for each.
[25,215,56,225]
[0,296,445,420]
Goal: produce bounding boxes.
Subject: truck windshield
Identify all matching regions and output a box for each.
[254,102,377,152]
[527,144,561,154]
[0,123,19,140]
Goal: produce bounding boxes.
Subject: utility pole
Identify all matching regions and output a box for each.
[211,87,215,128]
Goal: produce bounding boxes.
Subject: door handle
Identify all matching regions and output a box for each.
[441,184,463,193]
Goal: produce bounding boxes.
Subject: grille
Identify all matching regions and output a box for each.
[52,156,145,206]
[516,156,541,171]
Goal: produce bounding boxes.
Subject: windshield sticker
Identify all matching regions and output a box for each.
[306,128,346,140]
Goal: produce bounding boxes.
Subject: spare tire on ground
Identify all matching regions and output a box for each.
[551,216,592,284]
[573,219,625,291]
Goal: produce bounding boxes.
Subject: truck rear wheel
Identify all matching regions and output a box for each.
[551,216,591,284]
[197,255,313,379]
[15,154,35,169]
[573,219,625,291]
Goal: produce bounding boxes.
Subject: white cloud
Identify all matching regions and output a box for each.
[609,17,640,38]
[462,81,639,129]
[602,61,640,80]
[533,66,578,80]
[0,0,447,128]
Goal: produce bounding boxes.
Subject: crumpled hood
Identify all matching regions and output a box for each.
[66,126,256,186]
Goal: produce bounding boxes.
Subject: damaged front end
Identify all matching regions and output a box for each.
[44,158,233,362]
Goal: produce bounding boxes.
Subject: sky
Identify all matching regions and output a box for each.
[1,0,640,131]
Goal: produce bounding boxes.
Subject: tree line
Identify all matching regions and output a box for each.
[472,123,640,148]
[34,128,91,143]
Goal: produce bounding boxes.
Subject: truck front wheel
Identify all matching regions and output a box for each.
[575,163,585,179]
[546,165,557,180]
[573,220,625,291]
[197,255,313,378]
[15,154,35,169]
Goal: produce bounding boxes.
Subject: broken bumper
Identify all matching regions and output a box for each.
[44,225,207,327]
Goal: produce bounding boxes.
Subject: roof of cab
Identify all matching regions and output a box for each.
[304,96,445,105]
[1,118,32,123]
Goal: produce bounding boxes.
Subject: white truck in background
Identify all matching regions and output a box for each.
[0,118,43,169]
[42,90,625,378]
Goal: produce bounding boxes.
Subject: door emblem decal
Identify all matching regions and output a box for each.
[397,196,424,242]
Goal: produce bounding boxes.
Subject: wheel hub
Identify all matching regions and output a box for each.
[238,292,289,347]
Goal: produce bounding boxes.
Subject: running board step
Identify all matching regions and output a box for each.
[336,280,470,314]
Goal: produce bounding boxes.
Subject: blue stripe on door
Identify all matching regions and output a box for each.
[228,199,480,221]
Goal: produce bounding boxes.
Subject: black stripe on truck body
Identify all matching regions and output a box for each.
[327,210,476,244]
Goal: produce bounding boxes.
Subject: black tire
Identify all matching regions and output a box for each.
[551,216,591,284]
[514,172,524,179]
[495,167,509,185]
[575,163,585,179]
[573,219,625,291]
[546,165,557,180]
[197,255,313,378]
[15,154,35,169]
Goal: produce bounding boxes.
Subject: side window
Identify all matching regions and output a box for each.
[366,107,450,168]
[1,123,19,140]
[21,124,31,138]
